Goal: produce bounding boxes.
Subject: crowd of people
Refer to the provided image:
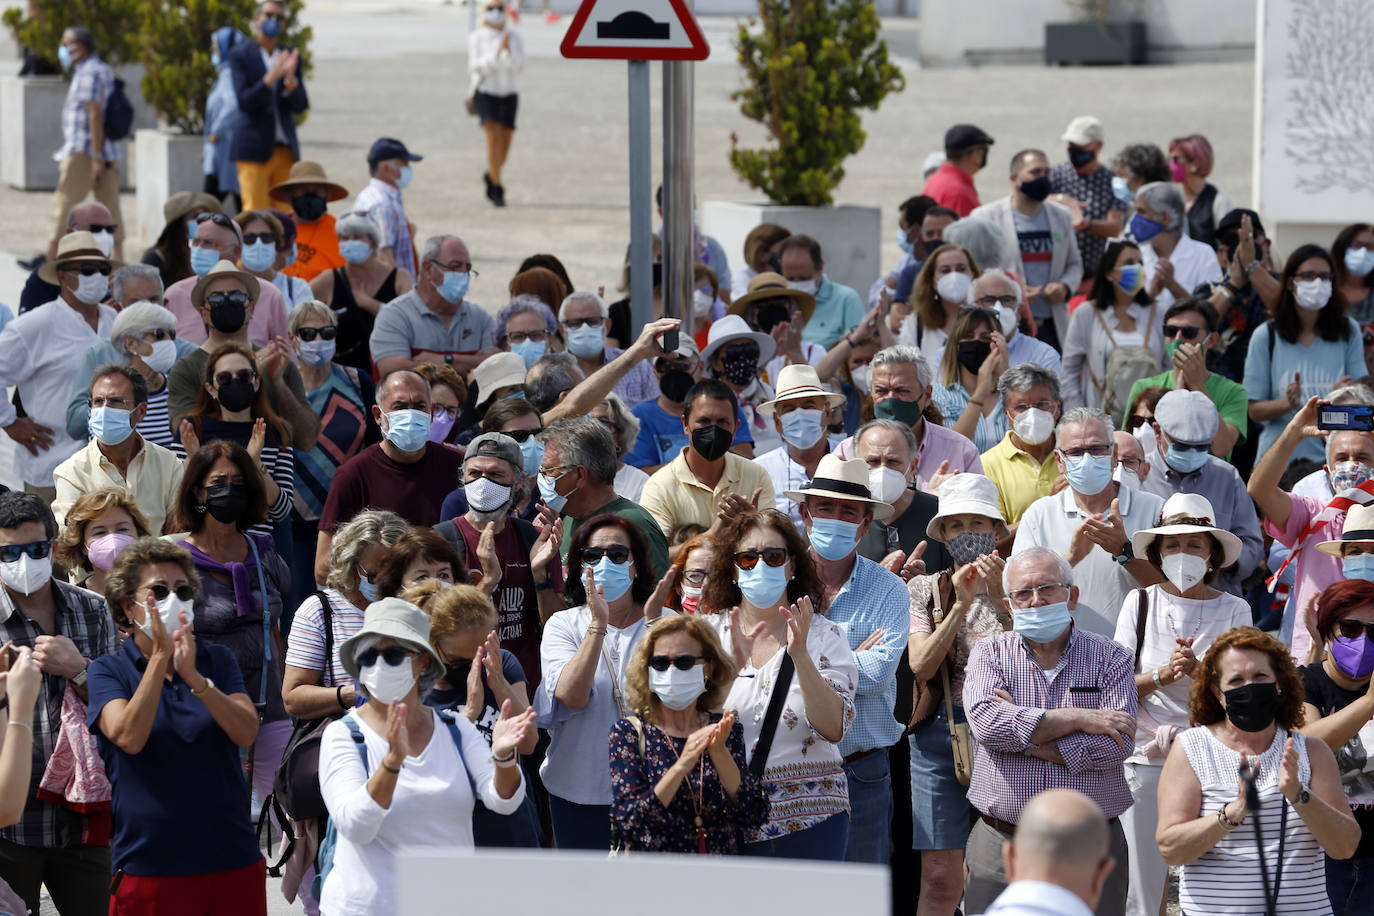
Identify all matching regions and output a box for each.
[3,6,1373,916]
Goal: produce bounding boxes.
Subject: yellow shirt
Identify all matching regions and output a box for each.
[52,437,185,536]
[980,432,1059,526]
[639,449,777,539]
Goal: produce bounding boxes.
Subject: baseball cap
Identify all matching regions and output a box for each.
[368,137,424,166]
[1061,116,1104,146]
[464,432,523,471]
[1155,389,1218,446]
[944,124,995,152]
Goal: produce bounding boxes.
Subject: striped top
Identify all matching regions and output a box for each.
[1178,726,1330,916]
[136,387,185,458]
[283,588,367,687]
[185,417,295,536]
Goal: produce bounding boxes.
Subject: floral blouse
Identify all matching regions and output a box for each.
[908,573,1009,705]
[609,716,770,854]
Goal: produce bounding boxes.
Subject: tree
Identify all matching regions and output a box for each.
[730,0,904,207]
[3,0,141,68]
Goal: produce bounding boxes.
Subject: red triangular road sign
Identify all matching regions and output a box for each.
[560,0,709,61]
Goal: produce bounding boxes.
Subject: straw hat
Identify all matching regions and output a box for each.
[163,191,223,225]
[191,260,261,309]
[757,364,846,418]
[268,161,349,203]
[926,474,1008,541]
[1316,503,1374,556]
[1130,493,1243,568]
[38,232,113,284]
[784,454,893,520]
[728,271,816,325]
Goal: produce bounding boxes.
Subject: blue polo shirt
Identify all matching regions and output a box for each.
[87,638,261,877]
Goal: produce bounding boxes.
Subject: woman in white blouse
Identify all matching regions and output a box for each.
[318,597,533,916]
[467,0,524,207]
[1111,493,1251,916]
[1060,239,1164,411]
[701,508,857,860]
[893,243,981,372]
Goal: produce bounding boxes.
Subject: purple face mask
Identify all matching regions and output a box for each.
[1332,634,1374,679]
[429,410,456,443]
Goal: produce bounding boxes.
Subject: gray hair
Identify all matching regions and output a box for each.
[526,352,579,413]
[997,362,1061,401]
[66,26,95,52]
[1328,384,1374,405]
[1056,406,1114,443]
[559,290,609,322]
[326,509,410,593]
[350,633,443,700]
[1003,546,1075,594]
[288,299,337,335]
[109,300,176,352]
[335,211,382,248]
[420,234,462,266]
[871,345,934,391]
[598,393,640,459]
[111,264,162,307]
[855,418,919,462]
[496,294,558,344]
[942,217,1005,275]
[1135,182,1186,234]
[537,417,617,485]
[970,268,1022,305]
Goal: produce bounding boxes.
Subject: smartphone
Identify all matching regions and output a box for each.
[1317,403,1374,432]
[660,328,679,354]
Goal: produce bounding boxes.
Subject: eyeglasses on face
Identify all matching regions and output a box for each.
[972,294,1017,308]
[1162,324,1203,340]
[63,263,111,277]
[1007,582,1069,606]
[680,569,708,586]
[734,547,789,570]
[89,396,132,410]
[1118,456,1142,472]
[648,654,704,672]
[1058,444,1112,459]
[430,261,476,276]
[204,291,249,309]
[241,232,277,245]
[1168,441,1209,454]
[295,326,337,342]
[582,545,631,565]
[503,427,543,443]
[356,646,417,668]
[214,368,257,388]
[506,330,549,344]
[149,584,195,602]
[1007,399,1058,417]
[1127,414,1152,429]
[562,317,602,329]
[0,540,51,563]
[1294,271,1333,283]
[142,328,176,341]
[1336,619,1374,641]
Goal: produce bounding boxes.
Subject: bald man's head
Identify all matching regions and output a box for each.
[1003,790,1115,911]
[67,201,113,232]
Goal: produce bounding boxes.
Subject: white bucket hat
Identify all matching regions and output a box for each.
[1130,492,1243,568]
[926,474,1007,541]
[338,597,444,681]
[699,314,776,365]
[785,454,893,520]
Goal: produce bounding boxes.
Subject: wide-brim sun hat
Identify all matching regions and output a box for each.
[1316,502,1374,556]
[757,364,846,418]
[728,271,816,325]
[163,190,224,225]
[784,454,893,520]
[191,260,261,309]
[268,161,349,203]
[699,314,776,365]
[38,231,117,285]
[1130,492,1243,568]
[926,473,1008,541]
[338,597,445,682]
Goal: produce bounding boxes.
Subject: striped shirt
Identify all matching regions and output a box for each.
[56,55,118,163]
[284,588,367,687]
[189,418,295,535]
[137,387,185,457]
[932,382,1007,454]
[1178,727,1329,915]
[963,627,1136,823]
[825,556,911,757]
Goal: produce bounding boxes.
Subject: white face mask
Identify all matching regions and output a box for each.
[90,230,115,258]
[850,364,871,395]
[74,272,109,305]
[693,289,714,318]
[996,304,1018,336]
[142,338,178,374]
[868,466,909,504]
[648,664,707,710]
[464,475,512,513]
[484,7,505,25]
[0,553,51,596]
[935,270,972,305]
[786,278,819,295]
[140,592,194,639]
[1162,552,1207,593]
[1012,407,1055,445]
[1294,278,1332,311]
[359,656,417,705]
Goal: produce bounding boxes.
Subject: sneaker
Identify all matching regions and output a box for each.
[493,184,507,207]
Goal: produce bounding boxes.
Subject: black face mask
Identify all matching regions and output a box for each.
[1019,176,1053,202]
[957,339,992,374]
[690,425,732,461]
[1222,682,1280,733]
[755,303,791,334]
[216,378,256,413]
[291,193,327,222]
[209,299,247,334]
[719,351,759,387]
[650,261,663,289]
[202,482,248,525]
[659,369,693,403]
[444,658,472,687]
[1067,146,1096,169]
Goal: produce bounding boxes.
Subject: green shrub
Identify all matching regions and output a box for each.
[730,0,905,207]
[3,0,141,67]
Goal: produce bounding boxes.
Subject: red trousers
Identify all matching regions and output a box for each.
[109,858,266,916]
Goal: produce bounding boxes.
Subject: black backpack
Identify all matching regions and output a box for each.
[104,78,134,142]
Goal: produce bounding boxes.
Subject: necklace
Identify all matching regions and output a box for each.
[665,724,708,854]
[1165,591,1204,642]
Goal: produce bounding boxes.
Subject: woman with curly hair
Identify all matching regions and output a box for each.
[54,487,152,593]
[1157,627,1357,915]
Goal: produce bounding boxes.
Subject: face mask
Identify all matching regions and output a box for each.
[996,304,1018,336]
[1329,460,1373,494]
[140,591,194,640]
[780,407,825,450]
[589,555,634,603]
[956,339,991,374]
[510,337,546,370]
[444,657,472,687]
[896,229,915,255]
[1117,264,1145,296]
[484,8,506,25]
[1345,246,1374,278]
[1111,175,1134,203]
[74,272,108,305]
[203,482,247,524]
[298,338,336,367]
[433,269,470,304]
[465,476,512,513]
[1129,214,1164,243]
[359,656,417,705]
[216,377,256,413]
[1169,159,1188,183]
[1013,407,1055,446]
[948,530,996,566]
[519,436,544,476]
[241,239,276,272]
[57,44,73,69]
[87,532,135,572]
[690,425,732,461]
[283,243,298,268]
[680,587,702,614]
[1163,443,1208,475]
[869,466,908,504]
[1063,453,1113,495]
[396,165,414,189]
[0,553,51,596]
[935,270,972,305]
[91,230,115,258]
[1294,278,1332,311]
[693,289,714,318]
[1162,552,1207,592]
[1018,175,1053,202]
[339,240,371,265]
[88,406,133,446]
[291,193,327,223]
[649,665,707,710]
[1221,682,1280,732]
[186,218,199,241]
[850,364,871,395]
[358,575,380,603]
[1013,600,1073,643]
[260,15,283,39]
[1331,634,1374,679]
[808,516,861,561]
[566,323,605,359]
[737,561,789,609]
[1342,553,1374,582]
[719,351,758,387]
[383,408,431,452]
[212,51,222,68]
[659,369,693,403]
[1067,146,1096,168]
[537,470,576,513]
[208,298,247,334]
[874,396,924,427]
[786,278,819,295]
[428,410,456,443]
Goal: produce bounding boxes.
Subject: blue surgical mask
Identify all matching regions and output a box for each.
[383,408,430,452]
[1129,213,1164,243]
[780,407,825,450]
[538,469,576,514]
[1111,175,1133,203]
[1013,600,1073,643]
[397,165,414,189]
[298,339,335,367]
[1117,264,1144,296]
[519,436,544,476]
[186,218,198,240]
[57,44,73,69]
[566,323,605,359]
[737,560,789,609]
[260,15,283,38]
[339,240,371,265]
[588,556,634,603]
[241,239,276,272]
[435,270,470,304]
[88,406,133,446]
[511,338,547,369]
[895,229,914,255]
[1063,453,1113,496]
[359,575,379,603]
[808,516,861,561]
[211,50,222,68]
[1345,246,1374,278]
[190,245,220,277]
[1163,443,1208,475]
[283,243,298,268]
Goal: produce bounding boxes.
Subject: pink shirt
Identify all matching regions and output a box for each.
[164,274,290,347]
[921,162,981,217]
[836,419,983,491]
[1265,493,1342,664]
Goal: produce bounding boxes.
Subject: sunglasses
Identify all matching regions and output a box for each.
[582,545,631,565]
[734,547,789,570]
[1127,414,1152,429]
[1169,442,1209,454]
[503,427,543,443]
[205,291,250,309]
[356,646,417,668]
[562,317,602,329]
[149,584,195,602]
[654,358,693,373]
[214,368,258,388]
[721,344,759,359]
[648,654,704,672]
[1336,619,1374,641]
[63,263,111,277]
[296,326,338,342]
[197,212,235,228]
[143,328,176,341]
[0,540,51,563]
[1162,324,1203,340]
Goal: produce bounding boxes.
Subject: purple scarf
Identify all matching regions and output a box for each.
[186,533,272,619]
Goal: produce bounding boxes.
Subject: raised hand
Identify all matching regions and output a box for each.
[1286,373,1304,411]
[171,611,199,684]
[530,516,560,579]
[482,630,509,691]
[464,645,485,721]
[726,606,764,671]
[1278,738,1302,804]
[1082,498,1128,556]
[384,701,410,767]
[475,523,501,595]
[709,710,735,757]
[491,700,536,760]
[926,460,957,494]
[677,722,715,771]
[178,419,201,457]
[900,541,928,581]
[644,565,679,622]
[584,567,609,628]
[780,596,815,660]
[143,591,174,665]
[246,417,267,461]
[633,317,682,360]
[951,560,982,607]
[1288,395,1320,438]
[33,634,85,680]
[1168,637,1197,680]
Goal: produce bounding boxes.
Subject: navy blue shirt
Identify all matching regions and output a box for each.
[87,638,262,877]
[423,648,526,744]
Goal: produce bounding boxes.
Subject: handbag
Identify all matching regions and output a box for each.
[907,571,956,732]
[938,658,974,787]
[272,590,341,823]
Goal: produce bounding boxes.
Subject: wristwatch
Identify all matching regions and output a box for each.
[444,353,454,366]
[1113,541,1134,567]
[192,677,215,698]
[70,661,88,688]
[1294,785,1311,807]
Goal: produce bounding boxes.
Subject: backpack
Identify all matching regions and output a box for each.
[1087,300,1160,426]
[103,78,134,142]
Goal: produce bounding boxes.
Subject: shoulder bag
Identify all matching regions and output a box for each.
[907,571,956,732]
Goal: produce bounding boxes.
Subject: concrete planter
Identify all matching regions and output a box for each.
[134,128,204,244]
[701,201,881,298]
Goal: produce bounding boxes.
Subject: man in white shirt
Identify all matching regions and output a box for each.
[755,365,845,528]
[1132,182,1223,311]
[969,270,1062,374]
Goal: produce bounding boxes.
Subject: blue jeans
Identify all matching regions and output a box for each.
[547,795,611,851]
[744,812,850,861]
[843,751,892,864]
[1328,855,1374,916]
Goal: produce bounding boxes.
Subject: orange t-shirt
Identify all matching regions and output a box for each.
[283,213,344,282]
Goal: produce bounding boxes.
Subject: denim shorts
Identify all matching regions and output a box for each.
[908,705,975,850]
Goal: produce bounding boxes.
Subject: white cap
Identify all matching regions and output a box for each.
[1061,115,1104,146]
[1155,389,1218,446]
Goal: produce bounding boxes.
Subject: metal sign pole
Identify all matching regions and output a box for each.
[627,60,654,337]
[661,49,693,353]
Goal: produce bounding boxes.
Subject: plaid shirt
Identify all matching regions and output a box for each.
[825,555,911,757]
[0,581,118,848]
[56,55,118,163]
[354,178,417,277]
[962,626,1136,823]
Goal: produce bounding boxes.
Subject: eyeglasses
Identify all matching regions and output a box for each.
[356,646,417,668]
[562,317,602,329]
[1168,441,1209,454]
[581,545,631,565]
[0,540,51,563]
[1294,271,1333,283]
[1007,582,1070,606]
[1058,444,1112,459]
[680,569,708,586]
[506,330,549,344]
[1007,400,1058,417]
[430,261,477,277]
[241,232,277,245]
[1118,456,1143,472]
[973,294,1018,308]
[1335,619,1374,641]
[142,328,176,341]
[734,547,789,570]
[82,223,118,235]
[648,654,704,672]
[504,427,543,443]
[654,357,693,373]
[149,584,195,602]
[295,326,337,342]
[62,263,111,277]
[205,291,250,309]
[959,305,1001,323]
[1127,414,1152,429]
[89,396,132,409]
[1162,324,1204,340]
[214,368,258,388]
